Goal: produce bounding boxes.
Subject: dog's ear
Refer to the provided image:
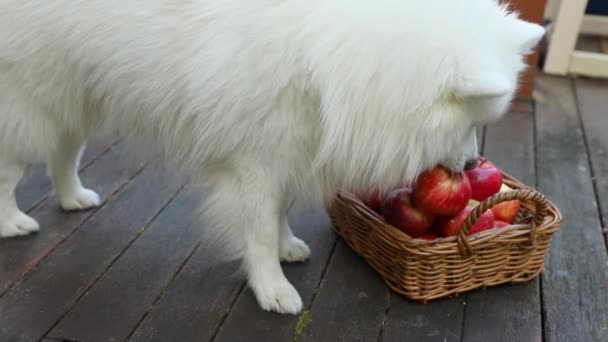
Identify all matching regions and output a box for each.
[514,20,545,53]
[457,72,512,98]
[457,19,544,99]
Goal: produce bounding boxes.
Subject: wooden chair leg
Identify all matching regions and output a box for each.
[543,0,589,75]
[545,0,562,21]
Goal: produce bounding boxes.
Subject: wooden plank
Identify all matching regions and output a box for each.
[569,51,608,78]
[535,74,608,342]
[14,163,52,211]
[580,14,608,36]
[47,188,203,342]
[574,77,608,241]
[15,134,117,211]
[128,254,244,342]
[211,207,336,342]
[0,143,145,295]
[382,296,464,342]
[297,241,388,342]
[544,0,561,21]
[510,99,535,114]
[462,109,541,342]
[0,164,177,341]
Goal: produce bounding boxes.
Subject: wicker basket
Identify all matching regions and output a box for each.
[328,171,562,302]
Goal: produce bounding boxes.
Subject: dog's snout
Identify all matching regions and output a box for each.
[464,158,478,170]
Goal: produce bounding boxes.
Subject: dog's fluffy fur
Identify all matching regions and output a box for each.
[0,0,544,314]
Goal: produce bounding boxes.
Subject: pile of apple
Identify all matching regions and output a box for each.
[358,159,521,240]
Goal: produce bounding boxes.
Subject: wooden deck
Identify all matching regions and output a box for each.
[1,72,608,342]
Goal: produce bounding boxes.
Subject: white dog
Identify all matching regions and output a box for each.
[0,0,544,314]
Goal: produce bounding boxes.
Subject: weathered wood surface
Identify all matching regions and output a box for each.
[1,75,607,342]
[535,74,608,342]
[462,106,542,342]
[574,77,608,242]
[47,188,200,342]
[213,207,336,342]
[298,241,389,342]
[0,142,144,296]
[0,164,174,341]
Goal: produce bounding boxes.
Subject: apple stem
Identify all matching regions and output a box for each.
[478,157,487,167]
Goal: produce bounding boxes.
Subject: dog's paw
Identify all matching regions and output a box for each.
[60,187,101,211]
[280,237,311,263]
[0,210,40,238]
[251,277,303,315]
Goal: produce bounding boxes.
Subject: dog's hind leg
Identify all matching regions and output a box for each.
[0,159,40,237]
[279,215,310,263]
[0,86,45,237]
[48,133,100,211]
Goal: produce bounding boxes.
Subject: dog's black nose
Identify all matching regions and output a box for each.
[464,158,478,170]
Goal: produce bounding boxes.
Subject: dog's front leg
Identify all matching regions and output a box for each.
[245,214,303,314]
[204,169,303,314]
[243,188,304,314]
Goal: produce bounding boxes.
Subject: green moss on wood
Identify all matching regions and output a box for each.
[294,310,310,341]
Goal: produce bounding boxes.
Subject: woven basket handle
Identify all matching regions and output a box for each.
[456,189,548,258]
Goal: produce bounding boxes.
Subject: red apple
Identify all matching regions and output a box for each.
[438,206,495,237]
[465,159,503,201]
[360,190,383,213]
[494,220,510,229]
[419,234,439,241]
[491,200,521,223]
[413,166,471,216]
[352,188,382,213]
[468,209,495,235]
[382,189,435,238]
